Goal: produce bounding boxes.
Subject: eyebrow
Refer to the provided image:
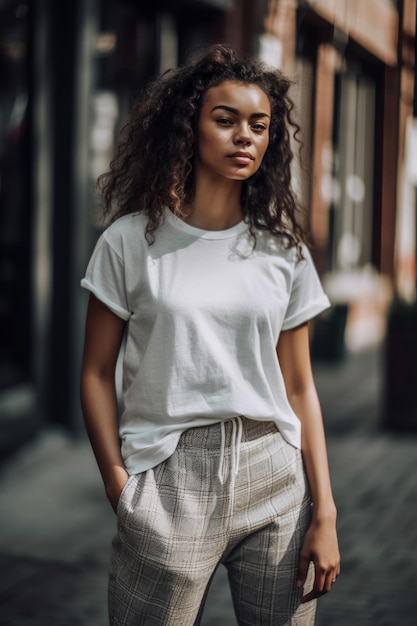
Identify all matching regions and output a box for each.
[210,105,270,119]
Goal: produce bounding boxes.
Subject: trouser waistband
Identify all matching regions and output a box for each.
[180,417,278,516]
[179,416,277,448]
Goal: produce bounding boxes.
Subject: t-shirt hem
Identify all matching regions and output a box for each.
[122,416,302,474]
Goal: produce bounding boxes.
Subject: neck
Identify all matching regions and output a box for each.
[184,179,244,231]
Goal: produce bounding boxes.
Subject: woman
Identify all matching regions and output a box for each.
[80,43,340,625]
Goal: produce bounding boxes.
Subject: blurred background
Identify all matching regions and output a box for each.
[0,1,416,625]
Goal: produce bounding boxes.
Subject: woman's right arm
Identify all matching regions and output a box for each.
[80,293,128,512]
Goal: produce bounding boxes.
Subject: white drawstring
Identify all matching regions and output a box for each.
[217,421,226,485]
[217,416,243,515]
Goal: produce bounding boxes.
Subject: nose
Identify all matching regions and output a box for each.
[233,123,252,145]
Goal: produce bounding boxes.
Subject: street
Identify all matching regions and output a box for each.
[1,345,416,625]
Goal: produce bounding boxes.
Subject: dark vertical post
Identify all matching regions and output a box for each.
[46,0,78,428]
[413,2,417,293]
[383,0,417,432]
[70,0,99,434]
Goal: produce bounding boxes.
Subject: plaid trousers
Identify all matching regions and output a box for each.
[108,417,316,625]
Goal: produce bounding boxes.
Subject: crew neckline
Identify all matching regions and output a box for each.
[165,207,249,240]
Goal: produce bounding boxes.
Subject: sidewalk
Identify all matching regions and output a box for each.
[1,345,416,625]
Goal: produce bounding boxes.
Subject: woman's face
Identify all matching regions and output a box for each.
[195,80,271,183]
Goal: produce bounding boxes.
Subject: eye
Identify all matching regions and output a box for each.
[251,122,267,132]
[216,117,234,126]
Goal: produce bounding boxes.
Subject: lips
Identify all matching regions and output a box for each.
[228,151,254,160]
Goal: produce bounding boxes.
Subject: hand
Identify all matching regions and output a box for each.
[105,467,130,514]
[296,517,340,603]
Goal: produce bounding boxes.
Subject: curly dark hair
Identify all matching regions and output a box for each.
[97,43,309,250]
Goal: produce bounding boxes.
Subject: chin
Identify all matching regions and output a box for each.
[231,170,256,181]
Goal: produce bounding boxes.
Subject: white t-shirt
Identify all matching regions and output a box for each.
[81,209,330,474]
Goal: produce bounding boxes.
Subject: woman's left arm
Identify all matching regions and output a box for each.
[277,322,341,603]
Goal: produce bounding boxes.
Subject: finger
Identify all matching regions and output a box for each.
[301,589,318,603]
[301,567,326,603]
[330,571,340,588]
[302,570,338,602]
[324,572,336,593]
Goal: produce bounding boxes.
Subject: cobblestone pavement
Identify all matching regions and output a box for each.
[1,345,416,625]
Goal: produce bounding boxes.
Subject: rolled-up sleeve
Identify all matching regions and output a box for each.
[81,234,131,320]
[281,245,331,331]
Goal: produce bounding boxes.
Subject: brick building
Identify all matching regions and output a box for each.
[0,0,415,451]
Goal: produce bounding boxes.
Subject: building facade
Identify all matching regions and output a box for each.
[0,0,415,452]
